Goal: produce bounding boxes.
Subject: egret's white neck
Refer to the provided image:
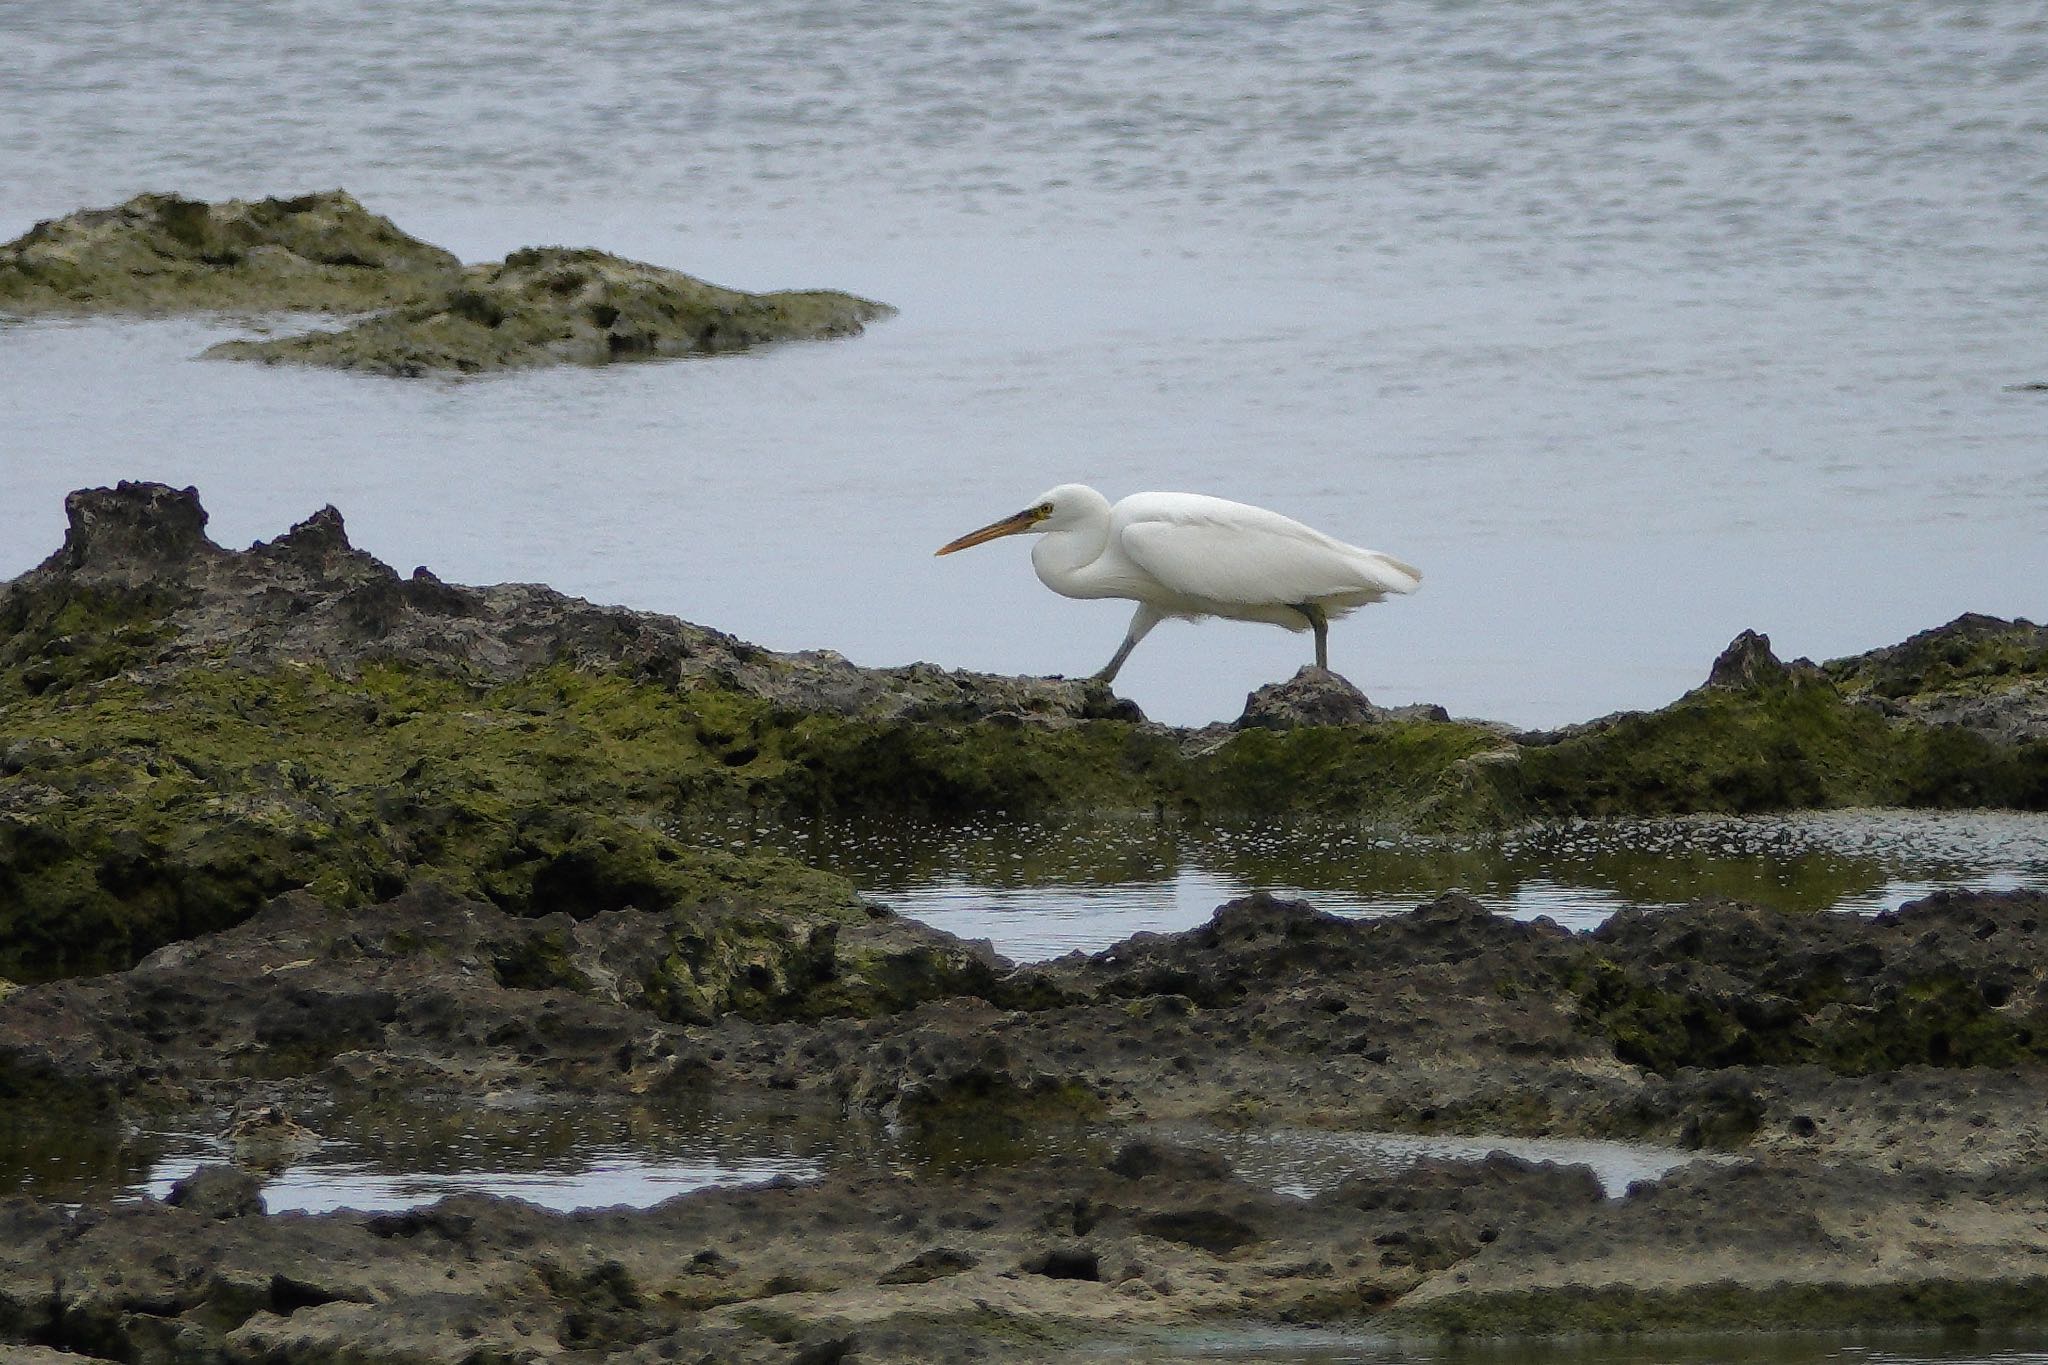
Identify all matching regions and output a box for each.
[1029,488,1115,599]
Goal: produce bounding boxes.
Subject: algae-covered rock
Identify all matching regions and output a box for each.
[5,192,894,375]
[1825,613,2048,744]
[1499,629,2048,818]
[1575,889,2048,1075]
[0,191,461,314]
[206,246,895,376]
[2,482,2044,982]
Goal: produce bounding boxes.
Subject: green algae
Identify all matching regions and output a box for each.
[1506,670,2048,819]
[1189,721,1512,826]
[1571,955,2048,1077]
[0,661,859,981]
[1826,614,2048,702]
[206,245,894,376]
[0,191,460,315]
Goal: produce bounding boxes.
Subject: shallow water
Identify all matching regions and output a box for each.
[1140,1121,1714,1200]
[755,809,2048,960]
[4,2,2045,728]
[11,1093,1709,1214]
[4,1096,850,1213]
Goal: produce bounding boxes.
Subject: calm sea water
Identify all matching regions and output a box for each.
[2,1,2043,727]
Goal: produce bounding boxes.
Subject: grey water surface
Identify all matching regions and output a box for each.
[3,0,2044,729]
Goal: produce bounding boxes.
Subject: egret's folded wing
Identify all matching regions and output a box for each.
[1118,508,1417,608]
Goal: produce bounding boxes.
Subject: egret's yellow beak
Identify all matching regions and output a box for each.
[934,506,1046,556]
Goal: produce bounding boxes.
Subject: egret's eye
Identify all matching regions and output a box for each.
[1035,503,1054,516]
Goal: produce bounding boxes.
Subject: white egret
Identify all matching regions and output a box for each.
[935,484,1420,684]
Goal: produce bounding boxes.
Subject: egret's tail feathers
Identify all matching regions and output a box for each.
[1363,553,1421,595]
[1376,556,1425,593]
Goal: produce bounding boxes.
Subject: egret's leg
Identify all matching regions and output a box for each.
[1295,603,1329,670]
[1092,604,1163,684]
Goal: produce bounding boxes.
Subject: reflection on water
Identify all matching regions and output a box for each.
[746,810,2048,960]
[1141,1122,1716,1200]
[150,1146,819,1216]
[0,1112,168,1206]
[1117,1327,2048,1365]
[14,1095,860,1213]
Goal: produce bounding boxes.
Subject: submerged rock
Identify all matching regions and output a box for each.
[0,190,461,314]
[205,244,894,376]
[4,192,893,375]
[165,1163,267,1219]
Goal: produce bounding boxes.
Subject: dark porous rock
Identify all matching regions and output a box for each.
[1318,1151,1603,1273]
[2,480,1107,717]
[1133,1207,1264,1254]
[207,245,895,377]
[877,1246,979,1284]
[0,190,461,314]
[1703,629,1819,692]
[6,887,2048,1351]
[165,1163,267,1219]
[0,882,1027,1103]
[0,483,1159,978]
[1583,889,2048,1074]
[1237,666,1379,729]
[1108,1138,1234,1182]
[49,481,221,583]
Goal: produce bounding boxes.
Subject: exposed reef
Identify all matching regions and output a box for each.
[5,886,2048,1360]
[1,192,892,374]
[1,482,2042,983]
[4,481,2048,1359]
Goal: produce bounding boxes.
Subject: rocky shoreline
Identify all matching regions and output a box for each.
[0,192,892,375]
[3,482,2047,1362]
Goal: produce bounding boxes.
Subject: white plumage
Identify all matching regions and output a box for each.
[935,484,1419,684]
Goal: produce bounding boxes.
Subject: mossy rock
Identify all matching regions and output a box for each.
[1825,613,2048,701]
[0,191,461,314]
[1502,662,2048,817]
[0,659,861,981]
[206,246,894,376]
[1570,899,2048,1077]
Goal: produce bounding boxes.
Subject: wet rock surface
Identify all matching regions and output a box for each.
[4,481,2048,1358]
[5,890,2048,1359]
